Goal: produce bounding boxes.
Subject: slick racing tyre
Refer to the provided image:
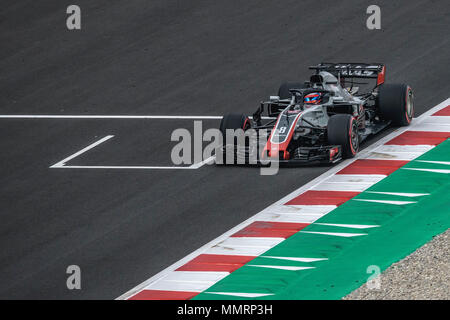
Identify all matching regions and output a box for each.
[327,114,359,159]
[218,113,251,165]
[278,82,308,99]
[219,113,251,135]
[378,83,414,126]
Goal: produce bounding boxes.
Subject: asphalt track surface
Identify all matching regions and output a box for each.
[0,0,449,299]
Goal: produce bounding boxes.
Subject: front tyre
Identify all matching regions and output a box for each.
[219,113,250,135]
[327,114,359,159]
[378,83,414,126]
[218,113,251,165]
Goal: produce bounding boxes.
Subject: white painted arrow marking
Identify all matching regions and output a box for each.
[301,231,367,237]
[402,168,450,174]
[415,160,450,166]
[365,191,430,197]
[204,292,274,298]
[353,199,417,205]
[247,265,315,271]
[261,256,328,263]
[314,223,380,229]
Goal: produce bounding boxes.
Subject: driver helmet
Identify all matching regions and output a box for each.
[304,92,323,105]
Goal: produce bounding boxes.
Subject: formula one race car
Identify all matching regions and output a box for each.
[218,62,414,165]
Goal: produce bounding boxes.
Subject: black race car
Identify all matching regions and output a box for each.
[218,62,414,165]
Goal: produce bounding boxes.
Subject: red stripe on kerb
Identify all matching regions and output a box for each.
[432,105,450,116]
[128,290,197,300]
[385,131,450,146]
[176,254,255,272]
[337,159,408,175]
[285,190,359,206]
[231,221,309,238]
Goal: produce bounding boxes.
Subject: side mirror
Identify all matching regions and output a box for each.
[269,95,280,102]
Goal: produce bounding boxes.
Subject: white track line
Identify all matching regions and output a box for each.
[0,115,223,119]
[117,97,450,300]
[57,165,203,170]
[0,115,274,120]
[50,136,216,170]
[50,135,114,168]
[189,156,216,169]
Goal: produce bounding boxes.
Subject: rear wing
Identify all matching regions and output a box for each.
[309,62,386,85]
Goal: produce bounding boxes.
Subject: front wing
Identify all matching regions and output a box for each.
[216,144,342,166]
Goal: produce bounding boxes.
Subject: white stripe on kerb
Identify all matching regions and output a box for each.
[422,116,450,123]
[267,204,337,215]
[256,212,324,224]
[320,174,387,183]
[204,237,284,257]
[143,271,229,292]
[311,174,385,192]
[411,123,450,132]
[363,144,435,161]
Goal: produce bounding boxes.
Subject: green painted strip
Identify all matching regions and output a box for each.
[194,139,450,300]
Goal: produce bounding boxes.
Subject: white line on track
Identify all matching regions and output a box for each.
[50,135,115,168]
[50,135,215,170]
[0,115,274,120]
[56,165,205,170]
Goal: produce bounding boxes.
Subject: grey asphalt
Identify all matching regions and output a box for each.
[0,0,449,299]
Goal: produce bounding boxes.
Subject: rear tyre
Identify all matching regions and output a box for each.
[327,114,359,159]
[378,83,414,126]
[278,82,308,99]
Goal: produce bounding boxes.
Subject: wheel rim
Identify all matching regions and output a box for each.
[350,122,359,154]
[243,117,251,130]
[405,88,414,120]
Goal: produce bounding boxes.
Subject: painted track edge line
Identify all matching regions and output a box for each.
[50,135,114,168]
[0,115,275,120]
